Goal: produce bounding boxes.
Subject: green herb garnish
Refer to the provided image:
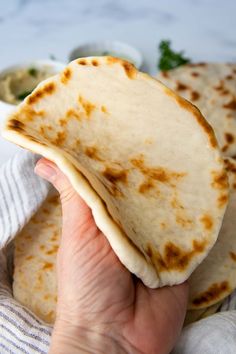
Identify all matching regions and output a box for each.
[17,90,33,100]
[102,51,110,56]
[158,40,190,71]
[28,67,38,77]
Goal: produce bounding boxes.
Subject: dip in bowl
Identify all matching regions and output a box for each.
[0,60,65,106]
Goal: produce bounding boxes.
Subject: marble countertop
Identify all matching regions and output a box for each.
[0,0,235,165]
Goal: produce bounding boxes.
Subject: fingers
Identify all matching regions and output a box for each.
[35,158,93,234]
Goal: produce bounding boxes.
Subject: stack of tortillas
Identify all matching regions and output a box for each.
[157,63,236,156]
[157,63,236,324]
[1,57,233,324]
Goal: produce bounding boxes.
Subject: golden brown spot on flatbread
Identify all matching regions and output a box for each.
[176,215,193,228]
[225,132,234,144]
[192,281,230,306]
[27,90,43,104]
[222,144,228,152]
[122,61,136,79]
[106,56,120,64]
[27,82,55,105]
[218,194,228,208]
[131,155,186,186]
[44,311,54,322]
[164,87,217,148]
[42,207,49,215]
[66,108,82,121]
[221,89,230,96]
[7,119,24,131]
[59,118,67,127]
[191,72,199,77]
[176,81,188,91]
[92,59,99,66]
[223,98,236,110]
[26,255,34,261]
[191,90,200,101]
[84,146,102,161]
[230,251,236,262]
[224,159,236,173]
[51,232,59,242]
[102,167,128,185]
[78,96,95,117]
[18,106,45,122]
[46,245,59,255]
[39,126,46,136]
[24,234,32,240]
[214,81,224,91]
[139,179,155,193]
[226,75,233,80]
[161,71,169,78]
[40,245,46,251]
[77,59,87,65]
[61,68,72,84]
[54,131,66,146]
[171,197,184,210]
[106,56,136,79]
[146,239,207,272]
[48,195,59,205]
[42,262,53,270]
[101,105,108,114]
[211,171,228,190]
[160,222,167,229]
[200,214,213,230]
[44,294,51,300]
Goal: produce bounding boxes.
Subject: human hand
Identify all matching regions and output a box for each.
[35,158,188,354]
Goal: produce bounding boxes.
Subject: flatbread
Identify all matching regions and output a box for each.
[2,56,228,288]
[13,191,61,324]
[157,63,236,156]
[184,300,223,326]
[188,158,236,309]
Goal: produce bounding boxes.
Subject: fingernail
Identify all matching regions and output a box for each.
[35,162,56,180]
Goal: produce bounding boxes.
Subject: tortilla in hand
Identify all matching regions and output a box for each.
[3,57,228,288]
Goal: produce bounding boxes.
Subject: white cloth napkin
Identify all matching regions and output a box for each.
[0,150,51,354]
[0,150,236,354]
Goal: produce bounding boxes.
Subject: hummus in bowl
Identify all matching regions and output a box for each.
[0,60,65,106]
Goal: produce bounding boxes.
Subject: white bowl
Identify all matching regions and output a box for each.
[68,41,143,69]
[0,59,65,120]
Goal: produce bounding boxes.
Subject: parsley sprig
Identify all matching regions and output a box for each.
[158,40,190,71]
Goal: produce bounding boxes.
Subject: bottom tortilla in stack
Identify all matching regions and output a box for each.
[13,191,61,324]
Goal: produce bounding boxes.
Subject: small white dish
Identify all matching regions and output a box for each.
[68,41,143,69]
[0,59,65,120]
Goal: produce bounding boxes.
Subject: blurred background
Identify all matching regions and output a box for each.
[0,0,235,164]
[1,0,235,73]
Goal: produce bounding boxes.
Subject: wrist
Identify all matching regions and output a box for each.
[49,320,128,354]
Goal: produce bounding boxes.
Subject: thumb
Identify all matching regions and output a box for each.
[34,158,92,232]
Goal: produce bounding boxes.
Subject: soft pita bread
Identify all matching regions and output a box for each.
[13,191,60,324]
[184,300,223,326]
[188,158,236,309]
[2,57,228,287]
[157,63,236,156]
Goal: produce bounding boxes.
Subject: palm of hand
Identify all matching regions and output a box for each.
[56,193,188,354]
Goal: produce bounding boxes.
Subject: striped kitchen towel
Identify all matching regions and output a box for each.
[0,150,51,354]
[1,150,236,354]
